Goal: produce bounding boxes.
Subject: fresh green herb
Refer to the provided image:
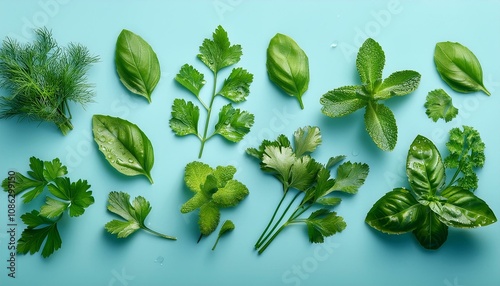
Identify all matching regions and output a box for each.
[212,220,235,250]
[266,33,309,109]
[424,89,458,122]
[105,191,176,240]
[170,25,254,158]
[247,126,369,254]
[365,127,495,249]
[0,27,98,135]
[115,29,160,103]
[320,38,420,151]
[2,157,94,257]
[92,115,154,183]
[434,42,490,96]
[181,161,248,241]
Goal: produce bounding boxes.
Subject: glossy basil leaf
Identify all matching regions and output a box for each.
[436,186,497,228]
[434,42,490,96]
[115,29,160,102]
[92,115,154,183]
[374,70,421,100]
[356,38,385,92]
[406,135,445,198]
[412,208,448,250]
[365,188,423,234]
[364,102,397,151]
[320,86,368,118]
[267,33,309,109]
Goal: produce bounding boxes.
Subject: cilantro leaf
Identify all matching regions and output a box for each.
[181,162,248,239]
[41,178,94,217]
[329,162,370,194]
[175,64,205,97]
[212,220,235,250]
[214,104,254,142]
[198,25,242,73]
[169,98,200,137]
[293,126,322,157]
[261,145,296,186]
[424,89,458,122]
[42,158,68,182]
[39,197,68,219]
[105,191,176,240]
[305,209,346,243]
[17,210,62,258]
[218,67,253,102]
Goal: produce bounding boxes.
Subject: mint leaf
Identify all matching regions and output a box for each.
[212,220,235,250]
[356,38,385,92]
[364,102,397,151]
[214,104,254,142]
[175,64,205,97]
[17,210,62,258]
[425,89,458,122]
[218,67,253,102]
[169,98,200,137]
[375,70,421,100]
[198,25,242,73]
[319,86,367,118]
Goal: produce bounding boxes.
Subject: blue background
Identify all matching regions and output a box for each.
[1,0,499,285]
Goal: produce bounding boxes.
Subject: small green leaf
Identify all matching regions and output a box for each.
[181,192,209,214]
[434,42,490,95]
[437,186,497,228]
[261,145,296,185]
[266,33,309,109]
[316,197,342,207]
[115,29,160,102]
[406,135,445,198]
[424,89,458,122]
[175,64,205,97]
[412,208,448,250]
[1,157,47,202]
[329,162,370,194]
[199,202,221,236]
[92,115,154,183]
[104,219,140,238]
[364,102,397,151]
[17,210,62,258]
[45,178,94,217]
[198,25,242,73]
[374,70,421,100]
[212,220,235,250]
[365,188,423,234]
[214,104,254,142]
[289,156,321,191]
[40,197,68,218]
[325,156,346,169]
[305,209,346,243]
[218,67,253,102]
[320,86,367,118]
[293,126,322,157]
[212,180,249,208]
[356,38,385,91]
[42,158,68,182]
[169,98,200,136]
[184,161,214,193]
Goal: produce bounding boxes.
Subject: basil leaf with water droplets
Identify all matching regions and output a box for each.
[434,42,490,96]
[92,115,154,183]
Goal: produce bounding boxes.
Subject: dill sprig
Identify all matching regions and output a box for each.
[0,27,99,135]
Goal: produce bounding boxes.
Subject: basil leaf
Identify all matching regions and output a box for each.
[115,29,161,102]
[374,70,421,100]
[434,42,490,96]
[406,135,445,198]
[356,38,385,92]
[412,207,448,250]
[267,33,309,109]
[92,115,154,183]
[320,86,368,118]
[365,188,423,234]
[364,102,397,151]
[436,186,497,228]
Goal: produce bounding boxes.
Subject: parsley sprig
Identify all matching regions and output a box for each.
[170,25,254,158]
[247,126,369,254]
[2,157,94,257]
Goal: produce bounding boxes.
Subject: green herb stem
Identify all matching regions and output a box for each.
[142,226,177,240]
[255,188,289,248]
[198,72,218,158]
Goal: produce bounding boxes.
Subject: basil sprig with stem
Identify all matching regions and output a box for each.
[366,127,496,249]
[170,25,254,158]
[267,33,309,109]
[320,38,420,151]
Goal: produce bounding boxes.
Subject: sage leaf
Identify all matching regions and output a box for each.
[267,33,309,109]
[365,188,423,234]
[434,42,490,95]
[92,115,154,183]
[115,29,161,102]
[406,135,445,198]
[364,102,397,151]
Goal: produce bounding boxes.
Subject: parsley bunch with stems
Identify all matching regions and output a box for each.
[0,27,98,135]
[247,126,369,254]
